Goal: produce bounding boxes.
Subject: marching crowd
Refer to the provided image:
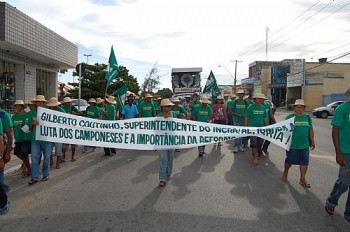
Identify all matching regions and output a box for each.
[0,87,349,225]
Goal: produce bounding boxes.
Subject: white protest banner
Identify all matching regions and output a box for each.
[36,107,295,150]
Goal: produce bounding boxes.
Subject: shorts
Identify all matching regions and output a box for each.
[62,144,78,149]
[250,136,264,148]
[14,141,31,159]
[285,148,309,165]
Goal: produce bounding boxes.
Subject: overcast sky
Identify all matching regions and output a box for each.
[6,0,350,90]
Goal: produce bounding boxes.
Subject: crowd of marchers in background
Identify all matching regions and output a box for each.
[1,86,349,225]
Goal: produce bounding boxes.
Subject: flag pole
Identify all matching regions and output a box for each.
[104,64,110,98]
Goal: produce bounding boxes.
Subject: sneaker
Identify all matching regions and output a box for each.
[41,176,49,182]
[238,146,245,152]
[233,147,238,153]
[28,179,38,185]
[158,181,166,187]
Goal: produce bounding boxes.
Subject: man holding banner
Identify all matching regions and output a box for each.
[102,96,117,156]
[244,93,269,165]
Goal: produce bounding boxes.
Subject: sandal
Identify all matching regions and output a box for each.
[0,201,11,216]
[325,203,334,215]
[299,181,311,188]
[252,158,259,165]
[22,172,31,178]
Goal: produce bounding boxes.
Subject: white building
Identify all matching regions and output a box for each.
[0,2,77,109]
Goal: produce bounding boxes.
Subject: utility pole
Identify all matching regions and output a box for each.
[83,54,92,64]
[230,60,242,94]
[266,26,269,61]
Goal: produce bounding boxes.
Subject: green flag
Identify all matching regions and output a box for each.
[115,85,128,110]
[105,46,120,85]
[203,70,221,97]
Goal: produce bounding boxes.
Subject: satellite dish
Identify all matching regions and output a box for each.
[180,74,194,87]
[172,75,180,87]
[194,74,200,87]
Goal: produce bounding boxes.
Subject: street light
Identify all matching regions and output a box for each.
[230,60,242,94]
[83,54,92,64]
[218,65,235,94]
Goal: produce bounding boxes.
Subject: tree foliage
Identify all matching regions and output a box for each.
[67,63,140,99]
[141,63,162,95]
[155,88,173,99]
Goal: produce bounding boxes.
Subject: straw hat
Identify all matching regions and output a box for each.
[172,97,181,102]
[33,95,47,102]
[62,97,72,103]
[96,97,104,104]
[345,83,350,97]
[231,94,237,99]
[160,98,174,107]
[252,93,266,99]
[88,98,97,103]
[105,96,116,104]
[26,98,36,105]
[47,97,60,107]
[200,98,211,104]
[236,89,245,94]
[291,99,307,107]
[126,92,134,97]
[13,100,25,106]
[135,96,140,100]
[216,96,224,100]
[144,93,153,99]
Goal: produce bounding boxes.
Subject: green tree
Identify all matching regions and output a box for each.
[67,63,140,99]
[141,62,163,95]
[156,88,173,99]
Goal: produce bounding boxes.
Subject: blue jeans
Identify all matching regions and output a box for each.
[0,170,9,193]
[234,121,244,147]
[326,154,350,219]
[31,141,53,180]
[159,149,174,182]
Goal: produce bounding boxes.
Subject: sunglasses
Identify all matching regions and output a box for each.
[165,105,172,108]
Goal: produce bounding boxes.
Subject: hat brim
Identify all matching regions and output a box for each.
[106,99,116,104]
[47,103,60,107]
[345,89,350,97]
[290,104,308,107]
[161,103,174,107]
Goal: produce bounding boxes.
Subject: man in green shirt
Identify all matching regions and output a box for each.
[102,96,117,156]
[138,94,156,118]
[61,97,81,162]
[171,97,188,119]
[47,97,66,169]
[84,98,101,153]
[0,105,14,193]
[28,95,53,185]
[192,97,213,157]
[325,85,350,223]
[229,89,249,153]
[244,93,268,165]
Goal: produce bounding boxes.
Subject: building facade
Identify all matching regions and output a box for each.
[0,2,77,110]
[249,59,350,110]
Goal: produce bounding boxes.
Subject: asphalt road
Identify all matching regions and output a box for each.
[1,110,349,231]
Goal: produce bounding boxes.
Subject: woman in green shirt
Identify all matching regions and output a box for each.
[12,100,31,177]
[281,99,315,188]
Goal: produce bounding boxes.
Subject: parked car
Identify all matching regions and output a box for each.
[312,101,344,119]
[71,99,89,114]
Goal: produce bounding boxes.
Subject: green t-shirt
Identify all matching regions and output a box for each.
[153,101,161,115]
[12,113,26,142]
[104,104,116,120]
[245,104,268,127]
[62,105,81,115]
[286,114,312,149]
[85,106,101,119]
[192,105,213,122]
[138,102,155,117]
[0,108,14,130]
[331,102,350,154]
[24,110,35,141]
[171,105,187,118]
[229,100,249,123]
